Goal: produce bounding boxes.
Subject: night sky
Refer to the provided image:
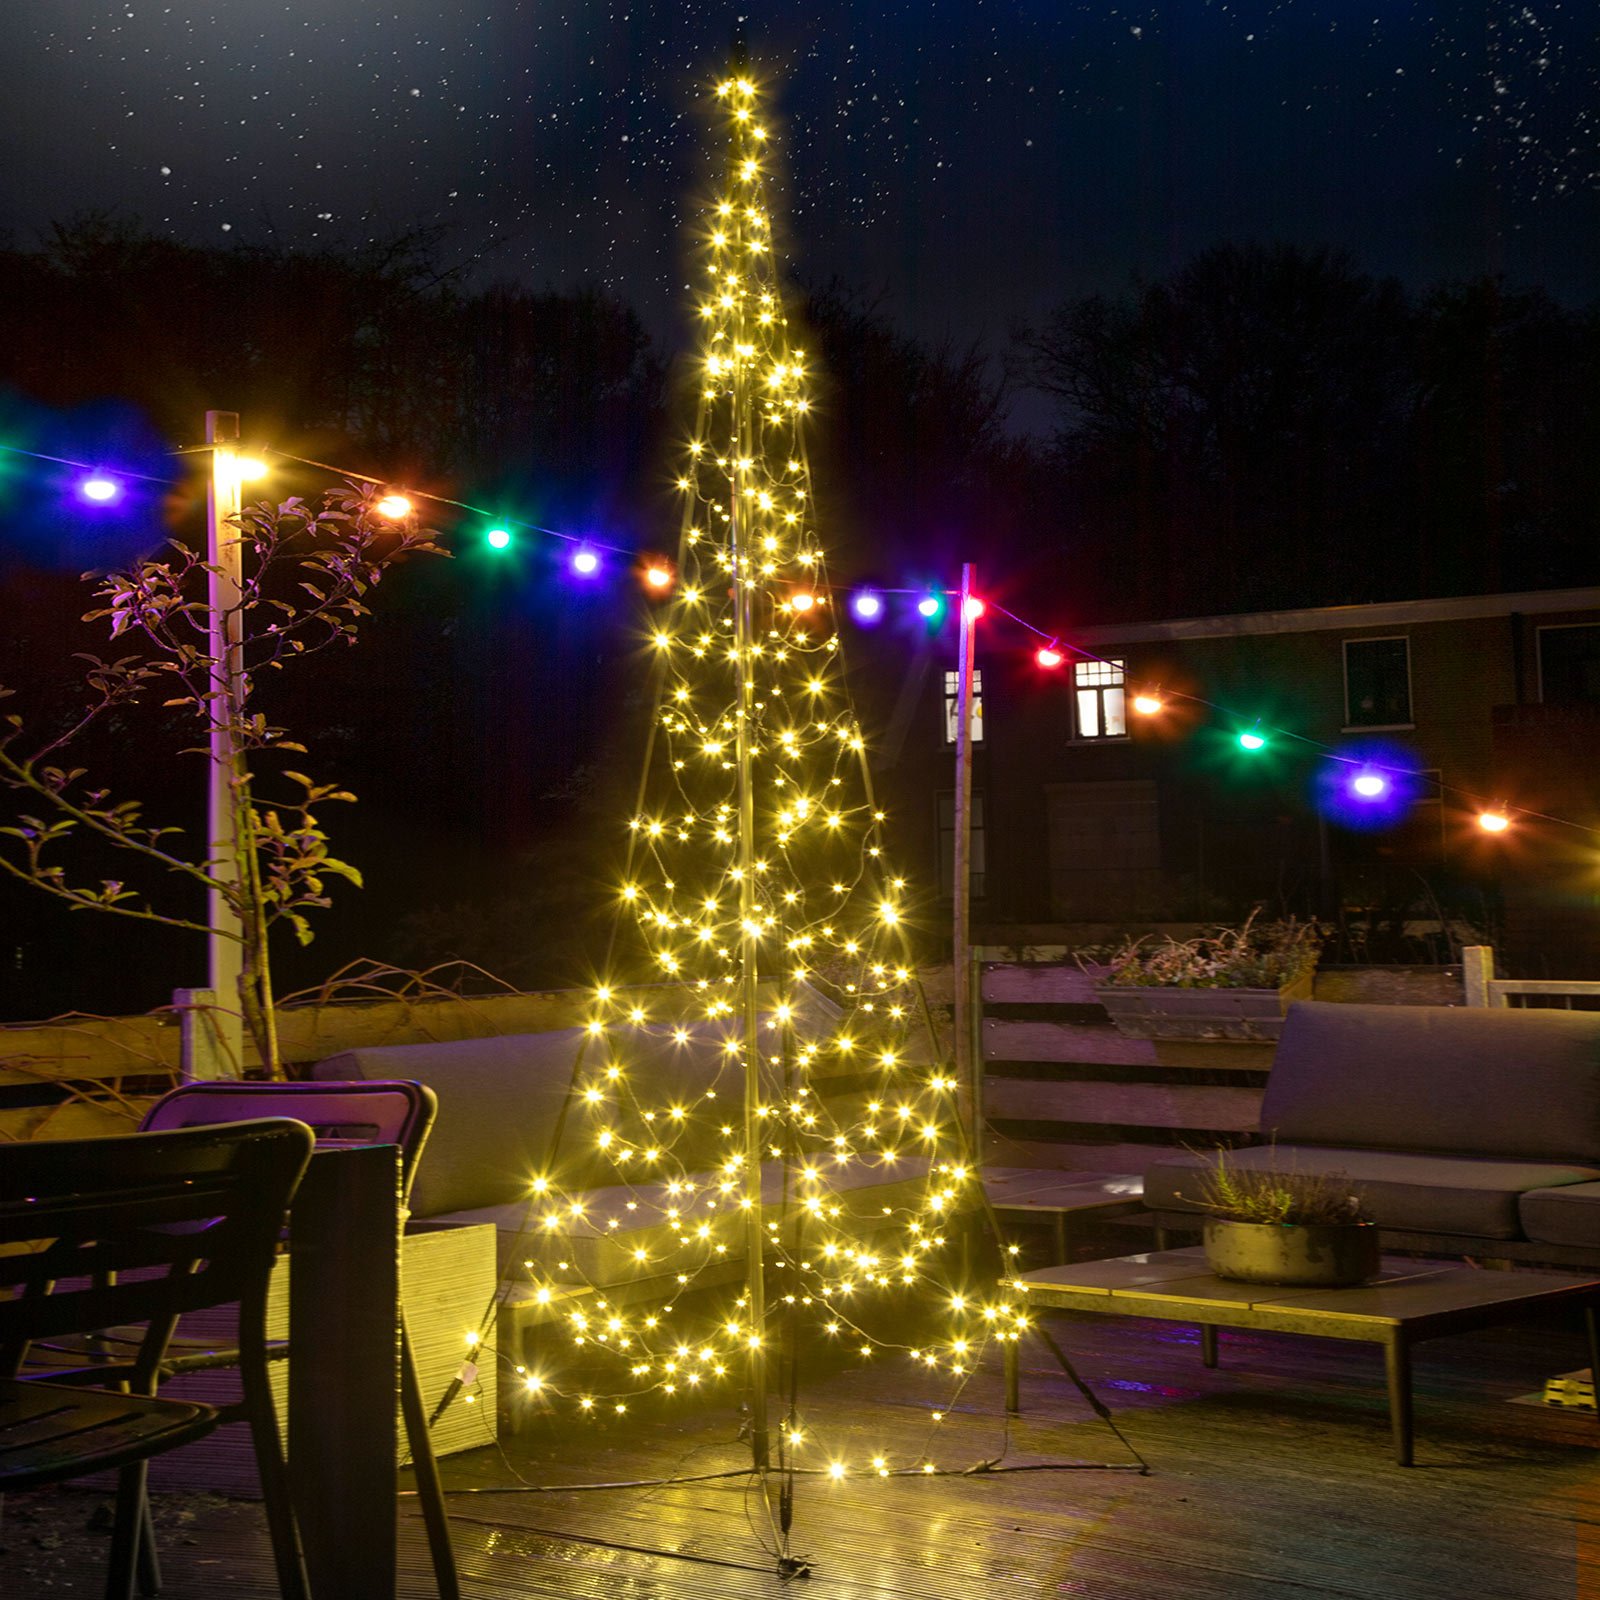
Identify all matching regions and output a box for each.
[5,2,1598,367]
[2,3,1599,1018]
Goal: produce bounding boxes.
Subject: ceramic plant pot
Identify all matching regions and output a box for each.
[1202,1218,1380,1288]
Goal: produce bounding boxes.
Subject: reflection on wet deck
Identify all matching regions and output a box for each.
[10,1303,1599,1598]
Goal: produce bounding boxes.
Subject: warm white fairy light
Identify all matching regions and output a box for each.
[492,69,1014,1476]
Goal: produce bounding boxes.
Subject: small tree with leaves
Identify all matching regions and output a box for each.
[0,485,444,1074]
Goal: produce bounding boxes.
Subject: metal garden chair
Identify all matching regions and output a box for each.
[137,1078,461,1600]
[0,1118,315,1600]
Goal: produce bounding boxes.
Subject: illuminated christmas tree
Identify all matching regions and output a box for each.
[516,71,1022,1486]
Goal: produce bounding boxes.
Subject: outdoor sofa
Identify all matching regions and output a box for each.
[312,1020,930,1374]
[1141,999,1600,1268]
[314,1026,737,1263]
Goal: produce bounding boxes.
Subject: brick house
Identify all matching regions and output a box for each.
[867,586,1600,972]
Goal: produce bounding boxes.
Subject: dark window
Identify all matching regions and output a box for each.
[943,668,984,745]
[1343,637,1412,727]
[1539,625,1600,703]
[1044,780,1159,918]
[937,791,986,899]
[1073,658,1127,740]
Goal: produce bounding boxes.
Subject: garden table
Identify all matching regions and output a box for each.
[287,1143,403,1597]
[1008,1246,1600,1464]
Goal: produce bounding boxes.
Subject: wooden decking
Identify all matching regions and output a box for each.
[8,1297,1600,1598]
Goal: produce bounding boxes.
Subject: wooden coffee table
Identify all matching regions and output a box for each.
[1006,1247,1600,1465]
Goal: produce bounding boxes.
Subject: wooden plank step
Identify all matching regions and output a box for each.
[984,1078,1262,1131]
[981,964,1107,1005]
[983,1018,1155,1065]
[982,1018,1272,1068]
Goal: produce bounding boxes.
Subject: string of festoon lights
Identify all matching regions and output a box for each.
[0,438,643,577]
[7,429,1575,841]
[10,431,1583,844]
[0,442,180,493]
[978,595,1570,840]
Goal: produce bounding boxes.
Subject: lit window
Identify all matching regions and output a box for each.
[1073,659,1126,740]
[1344,637,1412,728]
[943,669,984,746]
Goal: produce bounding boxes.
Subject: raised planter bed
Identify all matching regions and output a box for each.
[1093,971,1315,1042]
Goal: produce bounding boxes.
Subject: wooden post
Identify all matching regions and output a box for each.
[172,986,236,1081]
[205,410,246,1078]
[968,950,985,1160]
[1462,945,1499,1008]
[951,564,978,1150]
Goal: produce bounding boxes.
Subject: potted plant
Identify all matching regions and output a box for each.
[1090,910,1323,1041]
[1195,1151,1379,1287]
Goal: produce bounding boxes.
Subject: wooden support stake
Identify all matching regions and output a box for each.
[1461,945,1498,1008]
[173,987,232,1082]
[204,410,246,1078]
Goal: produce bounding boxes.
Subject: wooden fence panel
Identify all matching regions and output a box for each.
[978,959,1274,1176]
[0,1013,181,1086]
[984,1078,1262,1131]
[980,964,1105,1005]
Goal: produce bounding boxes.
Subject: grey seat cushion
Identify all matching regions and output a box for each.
[314,1027,744,1217]
[1520,1182,1600,1248]
[431,1157,934,1287]
[1261,1001,1600,1161]
[1144,1144,1600,1240]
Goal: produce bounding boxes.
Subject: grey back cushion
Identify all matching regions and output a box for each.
[1261,1001,1600,1161]
[314,1027,741,1217]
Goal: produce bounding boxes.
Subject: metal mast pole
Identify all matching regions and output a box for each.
[729,316,771,1479]
[204,409,246,1077]
[951,564,978,1146]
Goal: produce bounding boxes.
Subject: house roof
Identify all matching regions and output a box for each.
[1076,587,1600,646]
